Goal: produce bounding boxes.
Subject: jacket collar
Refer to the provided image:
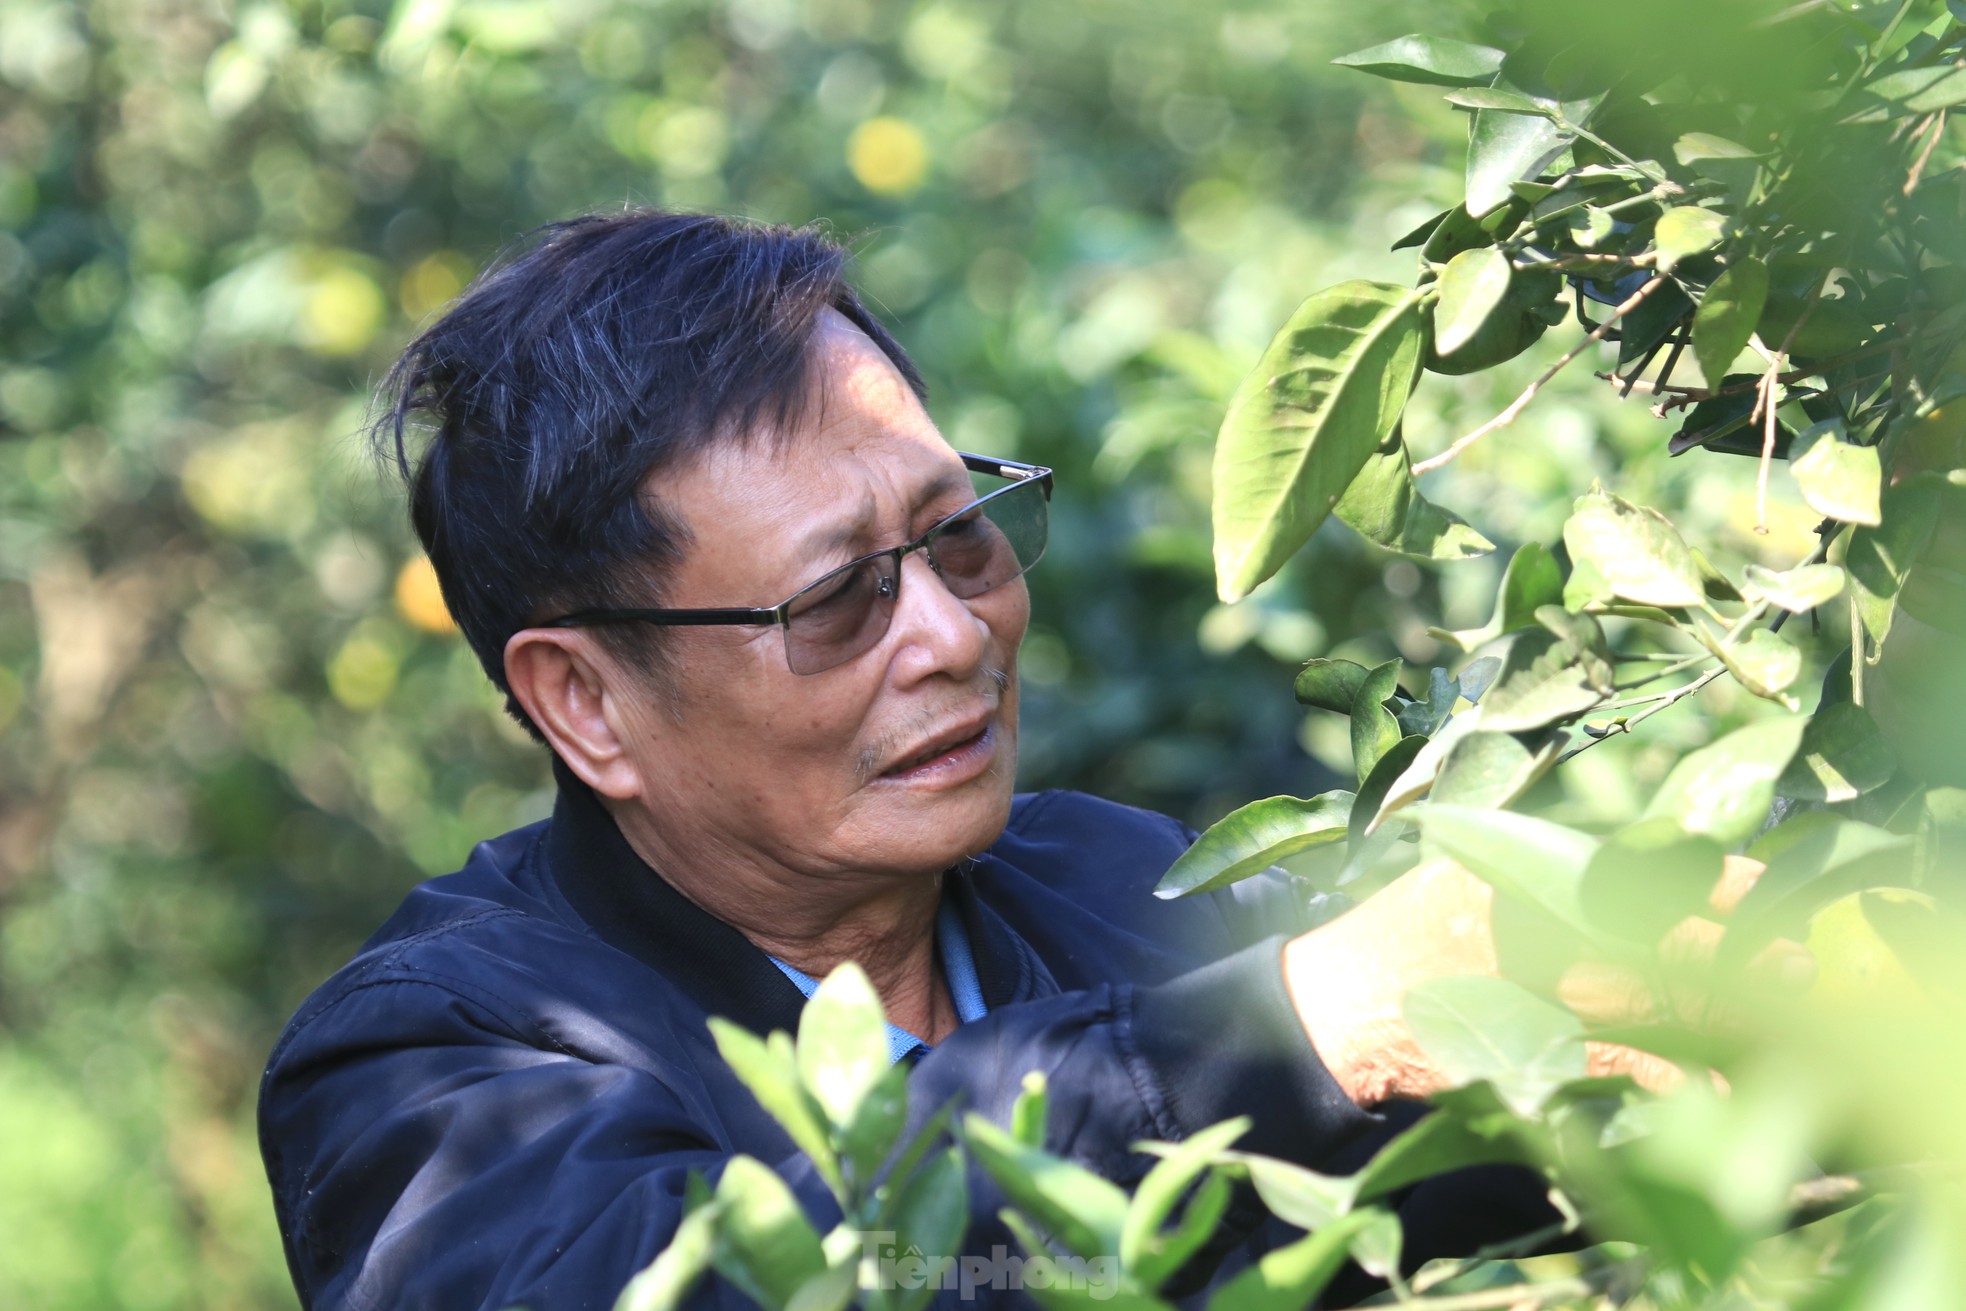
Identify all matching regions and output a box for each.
[541,761,1040,1038]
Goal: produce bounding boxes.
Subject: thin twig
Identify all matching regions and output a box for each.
[1906,110,1947,195]
[1749,283,1822,533]
[1376,1274,1603,1311]
[1618,331,1672,401]
[1610,653,1716,692]
[1851,594,1867,707]
[1415,276,1669,475]
[1593,338,1898,405]
[1557,667,1728,764]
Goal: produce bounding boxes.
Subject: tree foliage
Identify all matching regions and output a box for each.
[9,0,1966,1306]
[647,1,1966,1307]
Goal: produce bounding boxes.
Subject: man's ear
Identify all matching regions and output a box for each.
[504,630,648,800]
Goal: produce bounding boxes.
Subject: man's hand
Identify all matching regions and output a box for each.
[1281,856,1791,1107]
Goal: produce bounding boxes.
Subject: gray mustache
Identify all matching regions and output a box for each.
[858,666,1013,780]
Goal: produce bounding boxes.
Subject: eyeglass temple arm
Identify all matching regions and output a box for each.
[959,452,1053,496]
[548,605,787,628]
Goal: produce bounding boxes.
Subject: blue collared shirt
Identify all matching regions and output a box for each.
[767,899,990,1063]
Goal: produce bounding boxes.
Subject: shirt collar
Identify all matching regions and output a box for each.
[766,901,990,1064]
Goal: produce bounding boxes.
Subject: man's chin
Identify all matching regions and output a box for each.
[862,769,1016,874]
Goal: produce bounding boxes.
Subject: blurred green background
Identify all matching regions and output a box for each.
[0,1,1835,1305]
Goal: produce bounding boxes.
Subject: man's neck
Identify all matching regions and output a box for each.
[605,797,957,1044]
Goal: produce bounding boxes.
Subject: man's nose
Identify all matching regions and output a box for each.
[884,549,989,683]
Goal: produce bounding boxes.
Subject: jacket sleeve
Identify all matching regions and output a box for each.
[261,975,828,1311]
[262,939,1381,1311]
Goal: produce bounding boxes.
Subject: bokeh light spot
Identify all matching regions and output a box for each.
[847,117,929,195]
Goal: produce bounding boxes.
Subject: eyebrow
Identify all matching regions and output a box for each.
[789,466,974,569]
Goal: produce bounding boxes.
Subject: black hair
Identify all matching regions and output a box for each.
[373,210,925,739]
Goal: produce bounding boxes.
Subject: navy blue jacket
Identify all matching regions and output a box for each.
[259,776,1556,1310]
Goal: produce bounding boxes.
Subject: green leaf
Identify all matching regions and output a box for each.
[1351,659,1405,783]
[1807,888,1938,1003]
[1653,206,1730,272]
[1416,805,1600,942]
[1204,1210,1379,1311]
[1213,282,1428,601]
[1672,133,1762,201]
[1848,473,1944,646]
[709,1022,845,1201]
[1478,608,1614,735]
[1391,208,1450,251]
[1348,1098,1533,1205]
[613,1199,725,1311]
[1403,976,1586,1116]
[1431,729,1555,809]
[964,1114,1130,1261]
[1134,1171,1233,1297]
[837,1063,908,1185]
[1154,792,1353,898]
[1712,628,1802,703]
[1562,487,1705,608]
[1434,247,1514,356]
[1233,1153,1355,1230]
[1010,1070,1048,1147]
[1866,63,1966,112]
[1444,542,1564,649]
[1673,132,1759,165]
[1567,205,1619,251]
[1458,654,1502,702]
[1791,427,1883,526]
[1778,701,1898,803]
[1642,717,1807,847]
[1692,258,1768,388]
[1348,1210,1403,1281]
[797,964,891,1130]
[713,1156,828,1311]
[1618,278,1693,365]
[1579,817,1724,947]
[1294,658,1370,713]
[1353,734,1428,841]
[1121,1118,1248,1289]
[1334,430,1495,561]
[1330,34,1505,87]
[1466,105,1571,218]
[1444,87,1550,116]
[1726,813,1913,968]
[785,1263,857,1311]
[1376,710,1483,819]
[887,1148,969,1311]
[1742,562,1845,613]
[1691,547,1743,603]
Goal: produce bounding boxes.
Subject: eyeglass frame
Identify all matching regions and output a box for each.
[536,452,1053,661]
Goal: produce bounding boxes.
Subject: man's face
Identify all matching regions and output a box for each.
[609,311,1029,882]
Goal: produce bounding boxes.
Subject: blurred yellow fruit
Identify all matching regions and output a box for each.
[395,556,458,634]
[298,266,386,357]
[399,251,475,321]
[848,117,929,195]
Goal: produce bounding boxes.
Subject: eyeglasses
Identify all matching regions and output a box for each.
[541,453,1053,675]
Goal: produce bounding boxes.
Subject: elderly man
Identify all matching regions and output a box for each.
[259,211,1566,1310]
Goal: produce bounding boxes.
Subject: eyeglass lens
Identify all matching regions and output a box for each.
[780,475,1048,674]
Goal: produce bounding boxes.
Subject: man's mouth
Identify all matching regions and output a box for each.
[880,713,996,780]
